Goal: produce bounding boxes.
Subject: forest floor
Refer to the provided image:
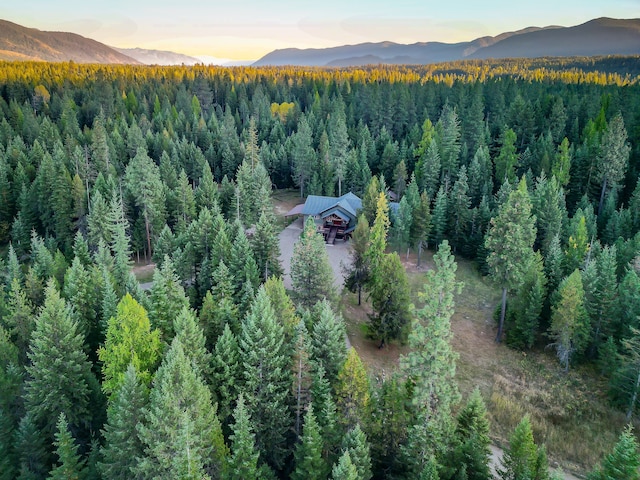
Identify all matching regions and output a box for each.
[340,249,623,479]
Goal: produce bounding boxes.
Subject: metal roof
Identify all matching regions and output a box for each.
[302,192,362,217]
[284,203,305,217]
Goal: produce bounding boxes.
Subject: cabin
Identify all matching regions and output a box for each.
[285,191,400,244]
[284,192,361,244]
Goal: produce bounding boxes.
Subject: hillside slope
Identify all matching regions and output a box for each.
[0,19,139,64]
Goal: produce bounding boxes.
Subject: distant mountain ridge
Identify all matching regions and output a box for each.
[0,19,201,65]
[113,47,201,66]
[253,17,640,66]
[0,19,139,64]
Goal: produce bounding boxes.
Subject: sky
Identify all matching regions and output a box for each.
[2,0,639,62]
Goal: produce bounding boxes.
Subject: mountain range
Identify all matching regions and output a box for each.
[0,17,639,67]
[253,17,640,66]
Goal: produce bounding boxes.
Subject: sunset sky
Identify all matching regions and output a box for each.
[2,0,638,62]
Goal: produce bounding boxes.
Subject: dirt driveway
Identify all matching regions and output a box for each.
[278,217,353,291]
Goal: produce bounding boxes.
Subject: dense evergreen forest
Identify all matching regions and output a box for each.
[0,57,640,479]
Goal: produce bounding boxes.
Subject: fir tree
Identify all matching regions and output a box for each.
[292,404,328,480]
[344,214,371,306]
[24,281,93,440]
[587,425,640,480]
[499,415,548,480]
[485,177,537,342]
[174,306,212,383]
[137,339,226,480]
[98,364,147,480]
[227,395,260,480]
[309,300,348,388]
[341,424,373,480]
[251,209,283,281]
[367,252,412,347]
[48,413,85,480]
[15,412,50,480]
[454,389,492,480]
[148,256,189,342]
[331,449,359,480]
[238,286,292,470]
[211,324,240,426]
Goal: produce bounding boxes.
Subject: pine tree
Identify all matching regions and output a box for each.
[195,161,219,213]
[401,241,462,468]
[200,260,239,343]
[563,213,589,273]
[552,137,571,187]
[448,166,471,253]
[292,404,328,480]
[137,339,226,480]
[238,286,292,470]
[291,216,336,309]
[98,364,147,480]
[411,191,432,267]
[586,245,617,358]
[436,103,461,183]
[392,196,413,257]
[291,115,316,198]
[227,394,260,480]
[62,256,95,347]
[548,269,590,372]
[48,413,85,480]
[229,221,260,305]
[25,280,93,440]
[235,119,273,224]
[107,192,133,297]
[485,177,537,342]
[0,407,17,480]
[587,425,640,480]
[98,293,161,397]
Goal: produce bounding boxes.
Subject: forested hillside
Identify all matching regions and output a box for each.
[0,57,640,479]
